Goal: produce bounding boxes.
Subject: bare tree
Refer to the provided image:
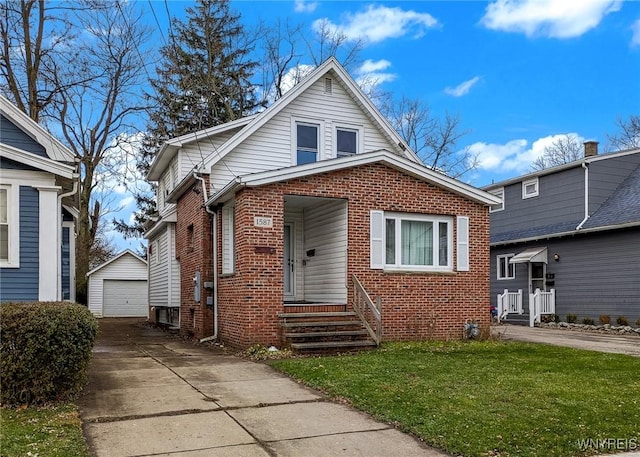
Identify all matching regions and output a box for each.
[607,114,640,151]
[531,134,583,170]
[381,95,475,178]
[48,2,151,303]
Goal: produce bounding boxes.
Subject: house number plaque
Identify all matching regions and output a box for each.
[254,217,273,228]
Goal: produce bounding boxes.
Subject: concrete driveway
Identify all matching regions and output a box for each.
[492,324,640,357]
[79,318,444,457]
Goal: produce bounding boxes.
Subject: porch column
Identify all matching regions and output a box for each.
[36,185,61,301]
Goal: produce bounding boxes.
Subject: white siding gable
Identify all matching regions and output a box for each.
[209,71,399,191]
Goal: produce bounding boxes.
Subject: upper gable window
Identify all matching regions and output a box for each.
[489,188,504,212]
[522,178,539,199]
[296,123,319,165]
[336,128,357,158]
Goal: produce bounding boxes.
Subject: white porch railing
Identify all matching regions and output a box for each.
[529,289,556,327]
[497,289,522,322]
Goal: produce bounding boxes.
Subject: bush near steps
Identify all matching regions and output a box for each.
[1,302,98,405]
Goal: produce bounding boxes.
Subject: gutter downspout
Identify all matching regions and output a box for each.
[193,172,218,343]
[57,174,79,301]
[576,162,590,230]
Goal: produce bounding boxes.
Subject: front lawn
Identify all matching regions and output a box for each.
[0,404,90,457]
[271,341,640,457]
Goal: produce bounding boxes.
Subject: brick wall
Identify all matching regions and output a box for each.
[215,163,491,348]
[176,176,214,339]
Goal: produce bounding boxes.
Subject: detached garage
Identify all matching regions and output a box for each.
[87,250,148,317]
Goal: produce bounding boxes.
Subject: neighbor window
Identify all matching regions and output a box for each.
[384,213,452,270]
[497,254,515,280]
[522,178,539,199]
[489,188,504,212]
[296,123,319,165]
[222,204,235,274]
[336,128,357,157]
[0,188,8,262]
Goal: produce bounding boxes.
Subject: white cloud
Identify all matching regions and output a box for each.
[355,59,397,90]
[632,18,640,47]
[445,76,481,97]
[313,5,438,44]
[294,0,318,13]
[118,195,135,209]
[481,0,621,38]
[470,133,585,174]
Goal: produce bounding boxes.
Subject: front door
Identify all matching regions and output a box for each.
[530,262,546,294]
[284,224,294,299]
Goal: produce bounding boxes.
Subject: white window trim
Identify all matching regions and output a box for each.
[334,124,364,158]
[291,117,325,165]
[497,254,515,280]
[489,188,504,212]
[0,184,20,268]
[522,178,539,199]
[384,212,453,272]
[222,203,235,274]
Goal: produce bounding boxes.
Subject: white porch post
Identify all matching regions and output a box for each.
[37,186,61,301]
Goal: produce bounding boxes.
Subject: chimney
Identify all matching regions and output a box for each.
[583,141,599,158]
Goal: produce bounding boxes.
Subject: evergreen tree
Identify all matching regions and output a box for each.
[114,0,262,237]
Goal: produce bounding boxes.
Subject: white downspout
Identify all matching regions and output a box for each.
[193,172,218,342]
[576,162,590,230]
[57,175,79,301]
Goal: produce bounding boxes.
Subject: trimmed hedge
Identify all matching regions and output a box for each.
[0,302,98,405]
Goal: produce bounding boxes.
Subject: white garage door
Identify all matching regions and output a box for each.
[103,280,148,317]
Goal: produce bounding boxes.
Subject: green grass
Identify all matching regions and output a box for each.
[0,404,90,457]
[271,341,640,457]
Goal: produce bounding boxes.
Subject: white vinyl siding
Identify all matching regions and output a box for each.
[456,216,469,272]
[209,74,396,190]
[87,253,148,317]
[222,203,235,274]
[178,128,240,180]
[148,225,180,307]
[303,200,347,303]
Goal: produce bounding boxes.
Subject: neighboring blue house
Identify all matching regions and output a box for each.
[0,95,78,302]
[484,142,640,325]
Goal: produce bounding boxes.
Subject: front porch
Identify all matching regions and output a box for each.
[497,288,556,327]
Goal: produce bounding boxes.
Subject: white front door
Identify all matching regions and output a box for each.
[284,223,294,299]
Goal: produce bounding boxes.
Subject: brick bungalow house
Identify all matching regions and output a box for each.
[145,58,500,349]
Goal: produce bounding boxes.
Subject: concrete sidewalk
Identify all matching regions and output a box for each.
[79,318,443,457]
[492,324,640,357]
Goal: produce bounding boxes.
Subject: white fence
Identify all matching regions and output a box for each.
[497,289,523,322]
[529,289,556,327]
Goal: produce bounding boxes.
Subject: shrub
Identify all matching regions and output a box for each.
[636,319,640,328]
[582,317,595,325]
[0,302,98,405]
[566,314,577,324]
[616,316,629,326]
[541,314,560,324]
[599,315,611,325]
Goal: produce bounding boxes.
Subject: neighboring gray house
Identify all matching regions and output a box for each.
[0,95,78,302]
[484,142,640,325]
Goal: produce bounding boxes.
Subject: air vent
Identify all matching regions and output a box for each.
[324,77,332,94]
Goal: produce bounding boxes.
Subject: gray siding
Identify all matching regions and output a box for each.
[0,186,39,301]
[0,114,47,157]
[490,167,585,238]
[589,153,640,214]
[490,228,640,323]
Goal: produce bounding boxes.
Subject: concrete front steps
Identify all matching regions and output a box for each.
[278,310,377,352]
[501,314,530,326]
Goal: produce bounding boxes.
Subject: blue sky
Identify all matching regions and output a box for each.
[108,0,640,250]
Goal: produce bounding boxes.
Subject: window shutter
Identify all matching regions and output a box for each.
[370,210,384,269]
[456,216,469,272]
